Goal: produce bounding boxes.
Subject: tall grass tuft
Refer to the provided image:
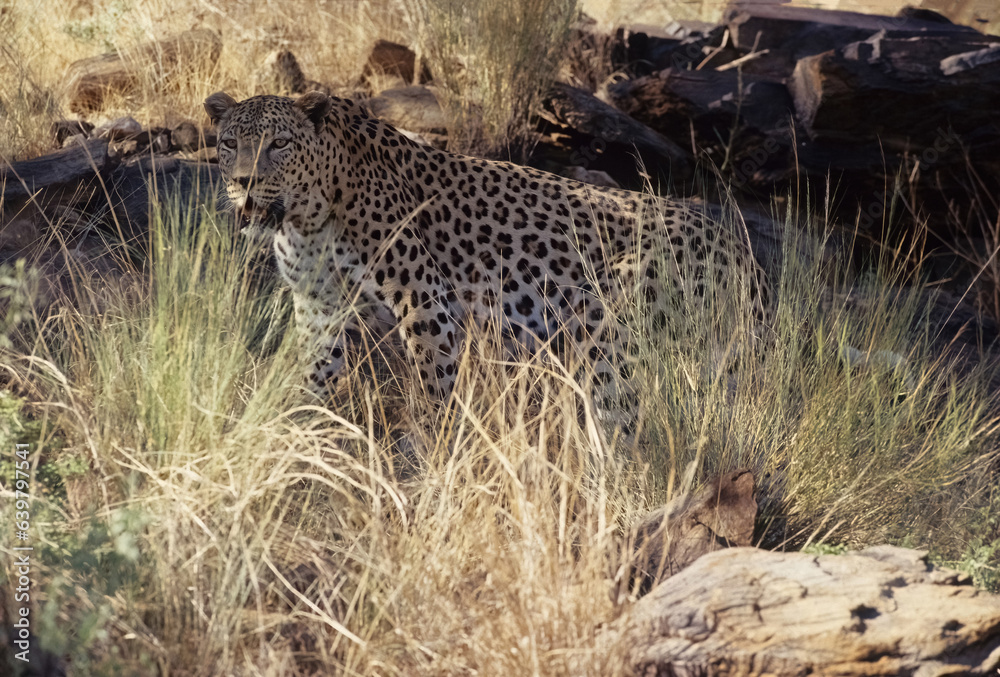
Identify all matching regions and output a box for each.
[0,11,61,161]
[403,0,578,158]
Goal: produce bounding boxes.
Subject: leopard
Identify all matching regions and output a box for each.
[204,90,773,426]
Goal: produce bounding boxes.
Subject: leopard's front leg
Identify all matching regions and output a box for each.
[292,291,356,398]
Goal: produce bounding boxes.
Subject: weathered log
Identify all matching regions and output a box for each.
[64,29,222,113]
[606,68,795,189]
[725,5,987,80]
[610,546,1000,676]
[538,82,691,187]
[104,156,222,244]
[615,30,681,77]
[543,83,690,164]
[612,25,729,78]
[1,140,219,253]
[790,31,1000,147]
[607,67,794,139]
[727,4,978,53]
[1,138,112,204]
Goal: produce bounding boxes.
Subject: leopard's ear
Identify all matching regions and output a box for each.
[295,91,332,133]
[204,91,238,126]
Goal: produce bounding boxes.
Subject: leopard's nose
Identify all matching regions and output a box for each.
[233,175,252,188]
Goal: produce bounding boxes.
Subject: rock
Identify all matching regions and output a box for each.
[612,546,1000,676]
[93,116,142,141]
[361,39,430,89]
[617,469,756,600]
[51,119,94,147]
[367,86,448,135]
[64,29,222,113]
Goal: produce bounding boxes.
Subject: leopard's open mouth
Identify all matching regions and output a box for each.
[237,197,285,230]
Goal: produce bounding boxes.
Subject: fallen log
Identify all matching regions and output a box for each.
[610,546,1000,676]
[724,5,987,80]
[607,67,794,139]
[538,82,691,187]
[790,31,1000,147]
[64,29,222,113]
[105,156,221,244]
[727,4,979,53]
[1,138,112,205]
[1,139,220,251]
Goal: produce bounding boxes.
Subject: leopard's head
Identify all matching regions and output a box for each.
[204,91,333,233]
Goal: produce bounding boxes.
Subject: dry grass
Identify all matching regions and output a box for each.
[941,165,1000,324]
[401,0,578,158]
[2,181,642,675]
[2,0,1000,673]
[1,175,998,673]
[0,0,572,161]
[0,0,409,160]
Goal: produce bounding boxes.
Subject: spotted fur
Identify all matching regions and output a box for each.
[204,91,772,413]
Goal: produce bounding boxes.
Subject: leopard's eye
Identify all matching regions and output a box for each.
[221,138,236,150]
[272,137,290,149]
